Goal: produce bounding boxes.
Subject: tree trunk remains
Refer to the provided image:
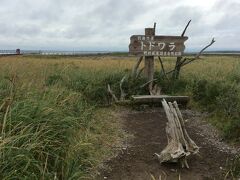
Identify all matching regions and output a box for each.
[155,99,199,168]
[132,95,190,105]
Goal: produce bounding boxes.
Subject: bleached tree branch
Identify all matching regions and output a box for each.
[181,20,191,37]
[132,56,143,78]
[166,38,216,75]
[120,75,127,101]
[107,84,118,102]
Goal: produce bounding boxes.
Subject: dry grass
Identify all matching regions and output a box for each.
[0,54,240,178]
[1,55,239,81]
[0,55,130,179]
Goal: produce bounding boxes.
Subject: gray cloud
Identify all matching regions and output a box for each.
[0,0,239,51]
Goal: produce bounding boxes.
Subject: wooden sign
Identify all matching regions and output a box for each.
[129,35,188,56]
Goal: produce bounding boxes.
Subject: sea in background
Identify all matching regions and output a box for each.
[0,49,240,56]
[0,50,113,55]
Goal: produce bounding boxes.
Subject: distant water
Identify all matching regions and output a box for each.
[26,50,113,55]
[1,50,240,55]
[185,52,240,55]
[0,50,114,55]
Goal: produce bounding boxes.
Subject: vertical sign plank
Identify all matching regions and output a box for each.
[144,28,155,89]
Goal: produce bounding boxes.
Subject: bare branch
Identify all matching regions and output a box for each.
[170,20,191,79]
[150,84,161,96]
[153,22,156,35]
[180,38,215,66]
[181,20,191,37]
[166,38,216,75]
[107,84,118,102]
[140,78,157,88]
[195,38,215,59]
[120,75,127,101]
[158,56,167,78]
[136,67,145,78]
[132,56,143,78]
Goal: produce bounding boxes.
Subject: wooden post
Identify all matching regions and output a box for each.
[144,56,154,80]
[144,26,155,91]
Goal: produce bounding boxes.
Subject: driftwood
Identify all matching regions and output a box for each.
[170,20,215,79]
[151,20,215,80]
[108,55,143,102]
[120,75,127,101]
[132,56,143,78]
[168,38,216,78]
[150,84,161,96]
[136,67,144,78]
[107,84,118,102]
[107,75,127,103]
[158,56,167,79]
[139,78,162,95]
[132,95,190,105]
[155,99,199,168]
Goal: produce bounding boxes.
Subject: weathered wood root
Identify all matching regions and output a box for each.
[150,84,161,95]
[107,84,118,102]
[155,99,199,168]
[107,75,127,103]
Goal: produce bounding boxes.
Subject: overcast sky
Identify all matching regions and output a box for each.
[0,0,239,51]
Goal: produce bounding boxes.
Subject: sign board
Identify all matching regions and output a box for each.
[129,35,188,57]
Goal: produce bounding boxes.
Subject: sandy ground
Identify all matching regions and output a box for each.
[97,107,239,180]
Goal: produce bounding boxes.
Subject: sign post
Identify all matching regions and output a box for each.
[144,27,155,86]
[129,23,188,91]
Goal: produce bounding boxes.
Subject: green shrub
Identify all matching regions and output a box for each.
[190,78,240,140]
[233,156,240,178]
[227,63,240,83]
[223,118,240,140]
[216,84,240,118]
[191,79,224,108]
[156,77,189,95]
[192,80,232,109]
[65,70,148,105]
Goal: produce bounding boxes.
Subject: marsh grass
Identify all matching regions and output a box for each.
[0,56,126,179]
[0,55,240,178]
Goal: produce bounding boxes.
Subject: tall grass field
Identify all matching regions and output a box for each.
[0,55,240,179]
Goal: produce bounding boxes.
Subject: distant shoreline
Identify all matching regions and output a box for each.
[1,50,240,56]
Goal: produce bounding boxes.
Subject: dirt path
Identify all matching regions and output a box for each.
[97,108,238,180]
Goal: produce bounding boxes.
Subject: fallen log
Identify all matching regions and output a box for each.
[155,99,199,168]
[131,95,190,105]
